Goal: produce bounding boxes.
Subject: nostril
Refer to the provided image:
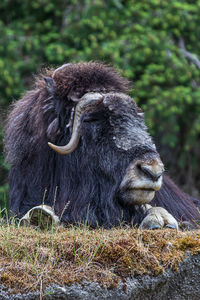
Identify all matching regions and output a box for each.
[138,165,163,182]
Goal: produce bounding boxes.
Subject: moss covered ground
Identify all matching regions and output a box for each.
[0,224,200,295]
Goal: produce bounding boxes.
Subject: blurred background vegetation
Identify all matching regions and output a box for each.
[1,0,200,208]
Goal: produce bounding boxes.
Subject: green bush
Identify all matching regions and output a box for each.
[1,0,200,207]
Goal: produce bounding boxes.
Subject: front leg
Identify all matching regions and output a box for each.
[140,204,179,230]
[18,205,60,229]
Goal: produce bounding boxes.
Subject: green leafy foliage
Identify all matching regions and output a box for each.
[1,0,200,207]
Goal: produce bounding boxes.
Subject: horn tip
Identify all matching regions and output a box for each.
[48,142,55,150]
[48,141,71,155]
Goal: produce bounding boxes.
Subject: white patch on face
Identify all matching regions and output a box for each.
[119,157,164,205]
[120,161,163,191]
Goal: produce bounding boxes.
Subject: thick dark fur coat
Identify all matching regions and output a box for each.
[4,62,200,227]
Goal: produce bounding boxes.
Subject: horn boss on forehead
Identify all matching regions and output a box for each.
[48,92,104,154]
[48,91,140,155]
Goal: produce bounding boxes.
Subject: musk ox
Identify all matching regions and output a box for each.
[4,62,200,229]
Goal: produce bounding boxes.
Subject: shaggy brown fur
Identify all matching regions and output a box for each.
[51,62,130,100]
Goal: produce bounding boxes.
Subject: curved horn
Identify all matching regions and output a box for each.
[48,93,104,154]
[52,63,72,78]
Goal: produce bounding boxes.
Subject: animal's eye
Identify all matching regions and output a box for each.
[83,116,100,123]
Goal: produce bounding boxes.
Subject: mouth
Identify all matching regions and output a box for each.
[119,187,156,206]
[133,188,155,192]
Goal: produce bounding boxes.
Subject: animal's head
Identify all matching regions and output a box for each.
[44,63,164,207]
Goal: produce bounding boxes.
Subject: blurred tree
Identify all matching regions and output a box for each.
[1,0,200,207]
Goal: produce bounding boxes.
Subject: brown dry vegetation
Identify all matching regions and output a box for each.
[0,224,200,295]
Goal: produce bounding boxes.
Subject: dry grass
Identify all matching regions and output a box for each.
[0,223,200,295]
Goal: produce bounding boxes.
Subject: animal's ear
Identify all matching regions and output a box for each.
[44,77,56,95]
